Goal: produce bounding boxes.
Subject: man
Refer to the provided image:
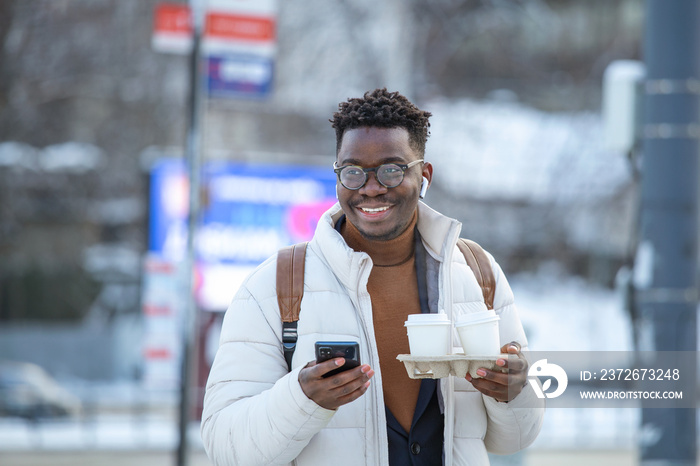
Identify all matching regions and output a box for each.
[201,88,544,465]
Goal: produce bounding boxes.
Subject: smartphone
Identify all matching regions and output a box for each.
[315,341,361,378]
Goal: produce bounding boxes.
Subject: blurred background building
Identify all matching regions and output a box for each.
[0,0,695,465]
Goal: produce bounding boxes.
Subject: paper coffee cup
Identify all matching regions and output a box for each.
[404,313,451,357]
[455,310,501,356]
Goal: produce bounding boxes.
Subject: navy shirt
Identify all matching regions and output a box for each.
[386,378,444,466]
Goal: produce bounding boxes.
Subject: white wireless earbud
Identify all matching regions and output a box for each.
[419,177,429,199]
[335,184,339,199]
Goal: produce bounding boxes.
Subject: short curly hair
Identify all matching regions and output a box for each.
[330,88,431,157]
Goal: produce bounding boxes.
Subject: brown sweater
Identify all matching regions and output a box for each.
[341,212,422,433]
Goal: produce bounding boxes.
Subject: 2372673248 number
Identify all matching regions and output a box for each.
[598,368,680,381]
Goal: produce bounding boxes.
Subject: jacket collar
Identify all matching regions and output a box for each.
[414,202,462,260]
[312,202,462,290]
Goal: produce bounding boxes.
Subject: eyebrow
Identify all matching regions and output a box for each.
[338,157,407,166]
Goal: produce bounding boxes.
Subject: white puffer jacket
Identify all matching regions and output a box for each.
[201,202,544,466]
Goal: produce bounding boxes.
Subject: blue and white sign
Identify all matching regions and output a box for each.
[148,159,337,310]
[207,54,273,99]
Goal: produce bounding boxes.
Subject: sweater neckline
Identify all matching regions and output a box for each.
[341,211,417,267]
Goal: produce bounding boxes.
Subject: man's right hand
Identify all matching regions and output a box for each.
[298,359,374,410]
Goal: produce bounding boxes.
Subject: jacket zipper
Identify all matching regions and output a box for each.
[441,222,461,466]
[354,255,388,466]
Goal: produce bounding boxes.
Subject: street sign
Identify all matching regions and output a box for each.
[152,3,193,55]
[152,1,277,98]
[141,256,185,389]
[152,1,276,57]
[203,11,275,57]
[207,54,273,98]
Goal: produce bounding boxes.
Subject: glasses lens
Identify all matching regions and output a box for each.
[377,164,404,188]
[340,166,366,189]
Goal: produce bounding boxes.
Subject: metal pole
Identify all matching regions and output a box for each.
[177,1,204,465]
[638,1,699,464]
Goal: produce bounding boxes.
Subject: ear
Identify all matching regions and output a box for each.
[419,162,433,199]
[421,161,433,184]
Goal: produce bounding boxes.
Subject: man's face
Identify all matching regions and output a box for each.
[336,127,432,241]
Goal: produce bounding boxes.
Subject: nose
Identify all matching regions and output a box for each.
[358,170,388,197]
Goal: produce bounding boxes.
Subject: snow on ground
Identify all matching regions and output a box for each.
[0,416,203,451]
[509,264,633,352]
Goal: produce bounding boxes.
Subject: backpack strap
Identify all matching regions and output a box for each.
[276,242,308,371]
[456,238,496,310]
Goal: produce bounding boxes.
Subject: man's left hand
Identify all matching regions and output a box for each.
[465,341,528,402]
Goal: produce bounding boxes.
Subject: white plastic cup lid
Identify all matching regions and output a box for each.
[455,310,499,326]
[405,313,450,326]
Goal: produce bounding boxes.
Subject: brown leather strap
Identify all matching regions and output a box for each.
[457,238,496,310]
[276,242,308,322]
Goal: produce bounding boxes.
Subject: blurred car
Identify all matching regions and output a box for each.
[0,360,81,419]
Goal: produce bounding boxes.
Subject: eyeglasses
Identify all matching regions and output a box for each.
[333,160,423,190]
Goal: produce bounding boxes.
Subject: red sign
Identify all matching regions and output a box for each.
[152,3,193,54]
[152,2,276,55]
[206,13,275,42]
[153,3,191,35]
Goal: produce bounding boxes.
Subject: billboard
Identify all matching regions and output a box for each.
[147,159,337,310]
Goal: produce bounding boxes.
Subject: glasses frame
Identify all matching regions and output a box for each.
[333,159,423,190]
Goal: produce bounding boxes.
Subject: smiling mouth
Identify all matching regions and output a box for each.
[359,206,390,213]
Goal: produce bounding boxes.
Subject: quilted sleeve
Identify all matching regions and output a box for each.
[482,255,544,453]
[200,268,335,465]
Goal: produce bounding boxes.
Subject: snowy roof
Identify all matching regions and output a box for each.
[0,141,38,170]
[425,98,632,204]
[0,141,105,173]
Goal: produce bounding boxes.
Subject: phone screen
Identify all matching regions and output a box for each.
[315,341,361,378]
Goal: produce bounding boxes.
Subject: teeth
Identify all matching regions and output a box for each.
[361,206,389,213]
